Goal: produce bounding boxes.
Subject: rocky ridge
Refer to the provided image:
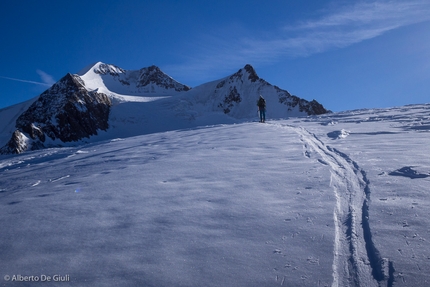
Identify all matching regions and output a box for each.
[185,64,329,119]
[86,62,191,93]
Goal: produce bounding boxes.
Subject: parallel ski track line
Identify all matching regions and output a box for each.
[273,123,394,287]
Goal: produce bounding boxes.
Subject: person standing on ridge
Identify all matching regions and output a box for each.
[257,95,266,123]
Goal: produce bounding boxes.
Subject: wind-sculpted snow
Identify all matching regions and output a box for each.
[0,104,429,286]
[0,123,337,286]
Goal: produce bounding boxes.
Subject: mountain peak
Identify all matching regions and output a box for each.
[3,73,113,153]
[147,65,161,71]
[243,64,259,82]
[186,63,329,118]
[228,64,260,83]
[77,62,123,76]
[93,62,126,76]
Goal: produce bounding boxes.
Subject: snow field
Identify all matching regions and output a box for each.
[1,123,335,286]
[1,104,429,286]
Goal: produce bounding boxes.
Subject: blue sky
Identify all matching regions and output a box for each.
[0,0,429,111]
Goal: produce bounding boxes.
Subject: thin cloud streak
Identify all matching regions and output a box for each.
[0,75,52,87]
[169,0,430,82]
[36,70,56,86]
[291,1,430,30]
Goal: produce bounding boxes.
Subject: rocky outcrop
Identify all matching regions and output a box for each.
[137,65,191,92]
[278,88,329,115]
[243,64,260,82]
[0,130,28,154]
[217,87,242,114]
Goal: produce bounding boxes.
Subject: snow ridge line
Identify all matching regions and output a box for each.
[283,125,392,287]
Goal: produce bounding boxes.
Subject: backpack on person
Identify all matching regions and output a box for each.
[257,96,266,110]
[257,96,266,123]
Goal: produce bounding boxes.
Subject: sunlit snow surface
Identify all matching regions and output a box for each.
[0,104,429,286]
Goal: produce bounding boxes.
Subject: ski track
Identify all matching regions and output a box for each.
[276,123,395,287]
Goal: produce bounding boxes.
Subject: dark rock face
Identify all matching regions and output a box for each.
[137,65,191,92]
[218,87,242,114]
[1,73,112,154]
[244,64,259,82]
[278,87,329,116]
[0,130,28,154]
[308,100,329,115]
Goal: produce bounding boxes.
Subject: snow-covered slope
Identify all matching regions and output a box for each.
[0,62,329,155]
[0,104,428,286]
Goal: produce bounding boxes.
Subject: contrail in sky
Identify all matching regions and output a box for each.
[0,75,52,87]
